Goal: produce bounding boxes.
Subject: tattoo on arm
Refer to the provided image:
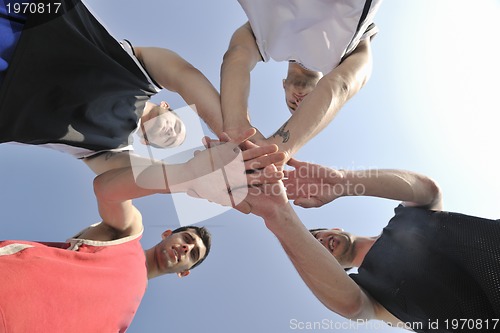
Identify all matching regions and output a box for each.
[273,121,290,143]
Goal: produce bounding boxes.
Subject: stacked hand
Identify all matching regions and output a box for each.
[233,158,345,218]
[181,128,286,213]
[225,125,292,170]
[224,125,266,146]
[180,131,346,216]
[283,158,344,208]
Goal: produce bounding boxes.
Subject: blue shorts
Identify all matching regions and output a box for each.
[0,0,27,86]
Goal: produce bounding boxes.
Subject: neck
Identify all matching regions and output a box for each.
[144,247,158,280]
[351,236,379,267]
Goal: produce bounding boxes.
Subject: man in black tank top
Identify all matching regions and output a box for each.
[239,159,500,332]
[0,0,224,174]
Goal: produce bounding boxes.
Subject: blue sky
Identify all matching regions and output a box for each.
[1,0,499,332]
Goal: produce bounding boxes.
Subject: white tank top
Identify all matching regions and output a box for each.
[238,0,382,74]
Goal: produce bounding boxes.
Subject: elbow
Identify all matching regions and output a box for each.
[93,174,105,200]
[343,61,372,95]
[339,307,364,321]
[324,75,353,106]
[358,56,373,88]
[337,290,375,320]
[222,46,256,71]
[321,289,372,320]
[93,173,113,203]
[333,63,372,101]
[413,175,443,210]
[321,70,367,106]
[348,40,373,90]
[425,177,443,210]
[331,294,370,320]
[357,69,371,91]
[343,66,371,96]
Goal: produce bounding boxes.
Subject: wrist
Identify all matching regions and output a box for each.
[263,203,296,233]
[265,137,291,157]
[166,161,196,194]
[223,121,252,133]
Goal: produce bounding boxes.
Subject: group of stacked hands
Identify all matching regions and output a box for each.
[0,0,498,332]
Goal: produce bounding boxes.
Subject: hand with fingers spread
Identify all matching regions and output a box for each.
[283,158,344,208]
[176,128,286,213]
[239,138,291,172]
[186,128,285,183]
[231,181,289,218]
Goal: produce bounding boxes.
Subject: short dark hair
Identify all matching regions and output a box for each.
[172,225,212,270]
[308,228,351,272]
[309,228,328,234]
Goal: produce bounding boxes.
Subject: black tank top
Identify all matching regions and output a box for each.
[350,206,500,332]
[0,0,159,151]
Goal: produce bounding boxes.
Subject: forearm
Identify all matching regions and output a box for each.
[335,169,443,209]
[220,49,255,130]
[267,74,349,157]
[220,22,262,132]
[171,66,224,136]
[264,204,374,319]
[268,40,373,157]
[93,129,281,203]
[93,162,192,203]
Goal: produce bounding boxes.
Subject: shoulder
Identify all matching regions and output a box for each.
[74,213,143,243]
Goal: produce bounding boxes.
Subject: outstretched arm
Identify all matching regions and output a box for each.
[240,183,377,320]
[135,47,223,136]
[220,22,265,141]
[265,39,373,160]
[284,158,443,210]
[92,129,285,234]
[83,150,159,175]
